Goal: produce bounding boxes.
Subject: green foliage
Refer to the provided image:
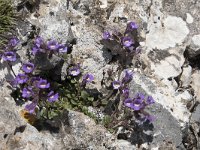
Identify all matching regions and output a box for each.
[0,0,16,45]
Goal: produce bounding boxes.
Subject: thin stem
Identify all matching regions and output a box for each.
[7,62,16,77]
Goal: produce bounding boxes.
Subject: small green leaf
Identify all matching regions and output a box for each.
[70,99,78,105]
[101,99,108,105]
[87,97,94,102]
[81,90,89,99]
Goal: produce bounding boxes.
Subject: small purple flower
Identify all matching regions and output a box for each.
[35,36,43,47]
[2,51,16,62]
[32,46,40,55]
[122,36,134,47]
[127,22,138,30]
[58,44,68,53]
[122,88,129,98]
[146,96,155,105]
[25,102,37,114]
[22,87,33,98]
[124,98,133,108]
[112,80,121,90]
[131,98,145,111]
[47,91,59,102]
[122,70,133,83]
[9,38,19,47]
[69,66,81,76]
[82,73,94,83]
[103,31,111,39]
[22,62,34,73]
[47,40,59,51]
[15,73,28,84]
[37,79,50,89]
[134,93,145,101]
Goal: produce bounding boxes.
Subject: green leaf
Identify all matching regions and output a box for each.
[81,90,89,99]
[66,94,72,98]
[87,96,94,102]
[48,110,58,119]
[70,99,78,105]
[101,99,108,105]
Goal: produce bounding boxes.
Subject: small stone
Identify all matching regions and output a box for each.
[186,13,193,24]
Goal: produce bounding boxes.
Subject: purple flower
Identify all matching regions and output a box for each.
[2,51,16,62]
[103,31,111,39]
[35,36,43,48]
[37,79,50,89]
[146,96,155,105]
[69,66,81,76]
[22,87,33,98]
[25,102,37,114]
[131,98,145,111]
[127,22,138,30]
[122,88,129,98]
[58,44,68,53]
[124,98,134,108]
[47,40,59,51]
[9,38,19,47]
[112,80,121,90]
[22,62,34,73]
[134,93,145,101]
[15,73,28,84]
[122,36,134,47]
[124,97,144,111]
[82,73,94,83]
[47,91,59,102]
[32,46,40,55]
[122,70,133,83]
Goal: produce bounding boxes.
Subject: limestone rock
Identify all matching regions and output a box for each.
[191,70,200,102]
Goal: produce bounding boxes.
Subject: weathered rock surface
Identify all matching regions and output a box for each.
[1,0,200,149]
[1,83,137,150]
[191,70,200,102]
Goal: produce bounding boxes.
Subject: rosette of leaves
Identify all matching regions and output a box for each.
[0,0,17,47]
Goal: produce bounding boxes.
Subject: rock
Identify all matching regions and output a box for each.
[180,65,192,87]
[191,70,200,102]
[131,72,190,124]
[186,13,194,24]
[146,15,189,50]
[187,34,200,58]
[149,55,184,79]
[1,84,135,149]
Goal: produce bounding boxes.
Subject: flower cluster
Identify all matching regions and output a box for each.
[13,61,59,114]
[0,37,19,62]
[101,21,140,55]
[111,69,155,122]
[32,36,68,55]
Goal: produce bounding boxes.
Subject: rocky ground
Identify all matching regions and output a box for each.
[0,0,200,149]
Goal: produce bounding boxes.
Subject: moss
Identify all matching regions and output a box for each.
[0,0,16,46]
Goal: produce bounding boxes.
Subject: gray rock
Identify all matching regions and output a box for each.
[0,84,134,150]
[191,70,200,102]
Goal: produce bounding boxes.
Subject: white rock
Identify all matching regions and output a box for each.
[146,16,189,50]
[133,73,190,123]
[99,0,107,8]
[192,34,200,47]
[150,55,184,79]
[186,13,194,24]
